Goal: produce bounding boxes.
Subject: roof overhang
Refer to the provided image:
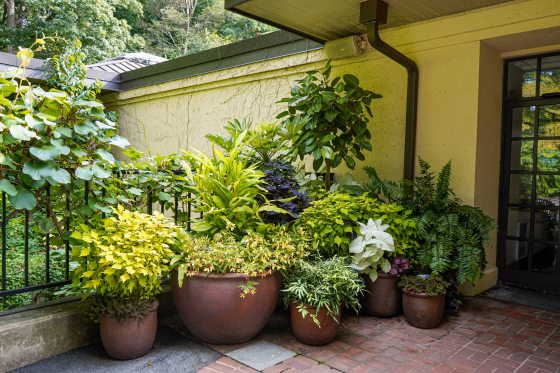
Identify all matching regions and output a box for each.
[225,0,516,43]
[0,52,121,91]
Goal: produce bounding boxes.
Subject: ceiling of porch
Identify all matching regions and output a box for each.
[225,0,516,42]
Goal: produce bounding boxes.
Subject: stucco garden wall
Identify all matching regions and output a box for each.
[102,0,560,294]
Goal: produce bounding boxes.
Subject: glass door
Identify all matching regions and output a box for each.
[500,53,560,293]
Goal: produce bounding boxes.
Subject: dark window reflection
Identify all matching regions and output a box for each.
[540,56,560,96]
[508,58,537,99]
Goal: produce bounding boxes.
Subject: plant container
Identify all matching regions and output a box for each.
[171,271,280,344]
[363,273,401,317]
[402,289,445,329]
[99,301,159,360]
[290,303,341,346]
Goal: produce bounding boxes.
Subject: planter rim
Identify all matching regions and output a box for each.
[175,270,277,280]
[291,302,342,315]
[401,288,445,298]
[100,299,159,320]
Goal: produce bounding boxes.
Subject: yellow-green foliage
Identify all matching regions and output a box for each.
[71,206,178,300]
[172,226,310,286]
[297,192,419,260]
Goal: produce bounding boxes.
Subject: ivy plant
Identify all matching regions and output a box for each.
[277,61,381,190]
[0,39,129,236]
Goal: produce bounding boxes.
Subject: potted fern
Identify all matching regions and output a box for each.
[71,206,178,359]
[281,257,364,346]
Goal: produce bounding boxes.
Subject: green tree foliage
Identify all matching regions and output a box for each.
[0,0,144,63]
[139,0,275,59]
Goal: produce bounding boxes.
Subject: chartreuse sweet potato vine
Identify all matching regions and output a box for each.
[171,226,310,288]
[71,206,179,318]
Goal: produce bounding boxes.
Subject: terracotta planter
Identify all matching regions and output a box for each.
[363,273,401,317]
[290,303,340,346]
[99,301,158,360]
[171,270,280,344]
[402,289,445,329]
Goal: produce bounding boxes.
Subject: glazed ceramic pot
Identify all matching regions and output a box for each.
[99,301,158,360]
[402,289,445,329]
[171,270,280,344]
[363,273,401,317]
[290,303,341,346]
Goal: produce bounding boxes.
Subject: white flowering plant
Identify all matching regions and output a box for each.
[349,218,395,282]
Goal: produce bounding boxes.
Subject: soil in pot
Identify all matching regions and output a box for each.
[290,303,340,346]
[99,301,159,360]
[171,270,280,344]
[363,273,401,317]
[402,289,445,329]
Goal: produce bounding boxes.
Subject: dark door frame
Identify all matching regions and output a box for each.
[498,52,560,294]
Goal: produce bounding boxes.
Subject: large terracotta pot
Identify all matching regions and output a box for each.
[363,273,401,317]
[171,270,280,344]
[402,289,445,329]
[99,301,158,360]
[290,303,340,346]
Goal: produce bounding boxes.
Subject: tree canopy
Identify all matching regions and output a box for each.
[0,0,275,63]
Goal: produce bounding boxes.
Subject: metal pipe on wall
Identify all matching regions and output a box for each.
[361,0,418,180]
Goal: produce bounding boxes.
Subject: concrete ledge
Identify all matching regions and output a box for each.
[0,302,98,373]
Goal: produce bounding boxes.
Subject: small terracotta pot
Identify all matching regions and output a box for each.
[99,301,158,360]
[363,273,401,317]
[290,303,340,346]
[402,289,445,329]
[171,270,280,344]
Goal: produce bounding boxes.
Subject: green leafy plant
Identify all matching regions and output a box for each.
[171,226,310,286]
[182,135,286,239]
[277,61,381,190]
[410,160,496,285]
[0,39,129,237]
[205,119,296,164]
[349,218,395,282]
[70,206,178,320]
[281,257,365,326]
[398,275,449,296]
[297,192,418,258]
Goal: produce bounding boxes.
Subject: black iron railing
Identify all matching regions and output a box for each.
[0,175,197,311]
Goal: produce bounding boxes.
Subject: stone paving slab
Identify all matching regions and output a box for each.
[13,326,220,373]
[226,341,296,371]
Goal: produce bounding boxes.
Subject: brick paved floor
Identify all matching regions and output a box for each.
[197,297,560,373]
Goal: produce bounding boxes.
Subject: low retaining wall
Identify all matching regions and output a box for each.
[0,302,98,372]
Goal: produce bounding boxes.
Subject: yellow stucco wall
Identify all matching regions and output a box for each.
[103,0,560,294]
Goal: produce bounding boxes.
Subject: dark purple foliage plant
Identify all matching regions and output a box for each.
[262,160,309,225]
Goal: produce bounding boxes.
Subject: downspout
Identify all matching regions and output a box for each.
[360,0,418,180]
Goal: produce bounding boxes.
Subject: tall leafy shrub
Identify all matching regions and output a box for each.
[277,61,381,190]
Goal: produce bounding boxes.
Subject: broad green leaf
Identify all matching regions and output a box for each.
[158,192,172,201]
[92,164,111,179]
[30,145,61,161]
[51,168,71,184]
[97,149,115,164]
[75,166,93,181]
[37,218,55,234]
[0,179,17,196]
[22,162,49,180]
[8,187,36,210]
[109,135,130,148]
[9,124,39,141]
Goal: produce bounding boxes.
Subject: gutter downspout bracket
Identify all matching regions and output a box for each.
[360,0,418,180]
